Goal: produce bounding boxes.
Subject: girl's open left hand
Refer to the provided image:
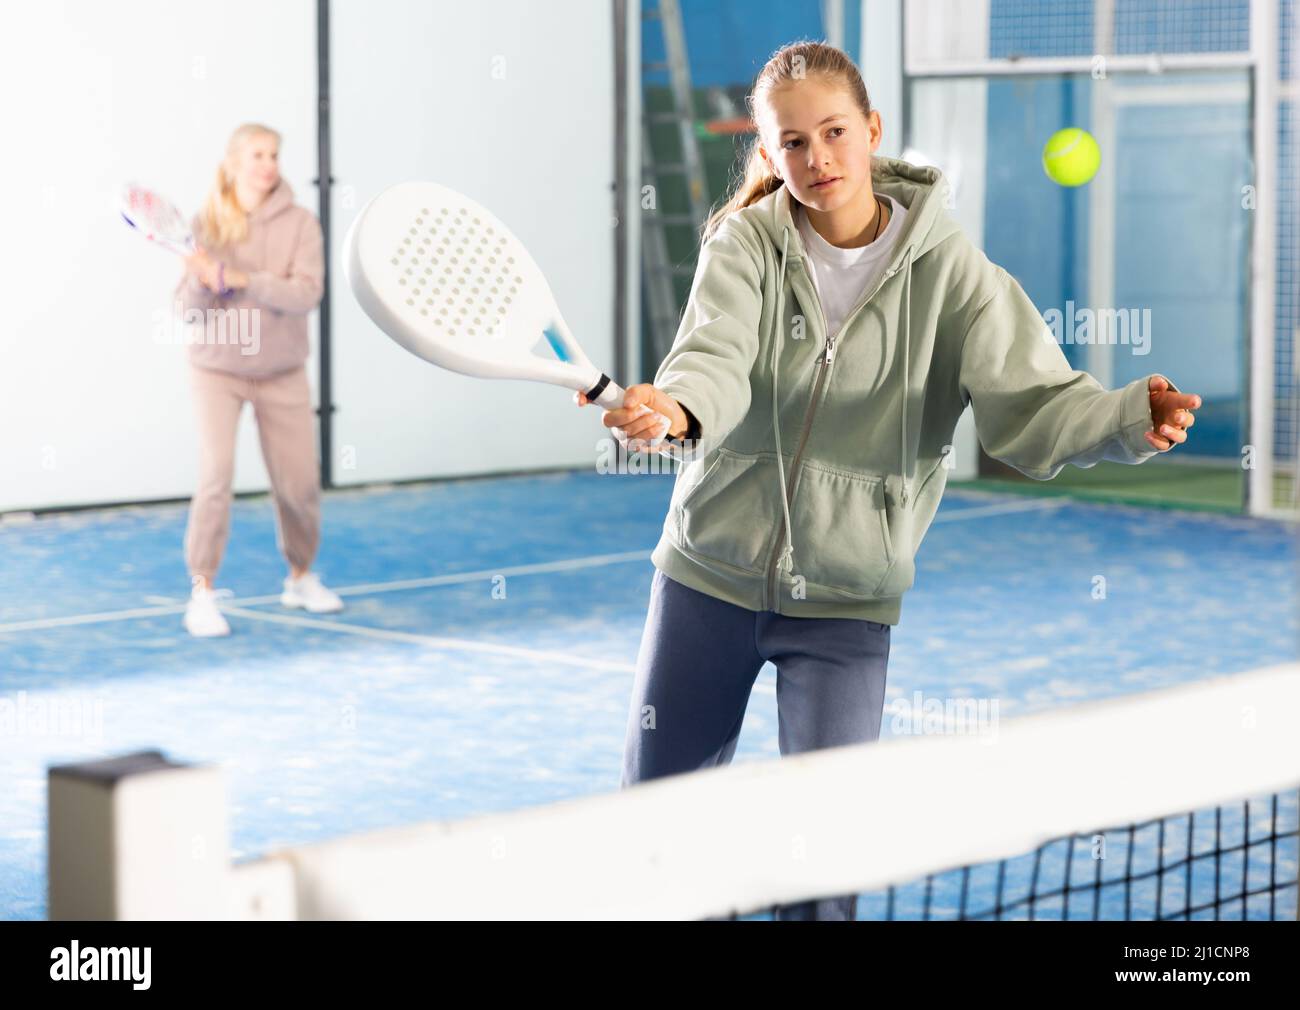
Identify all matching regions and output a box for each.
[1145,375,1201,451]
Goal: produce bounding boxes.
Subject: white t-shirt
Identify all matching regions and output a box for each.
[794,193,908,340]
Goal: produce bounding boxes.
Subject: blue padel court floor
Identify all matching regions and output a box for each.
[1,471,1296,918]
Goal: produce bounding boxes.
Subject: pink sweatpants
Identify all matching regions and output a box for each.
[184,363,321,584]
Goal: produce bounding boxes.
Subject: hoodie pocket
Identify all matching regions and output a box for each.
[784,462,910,600]
[676,448,782,575]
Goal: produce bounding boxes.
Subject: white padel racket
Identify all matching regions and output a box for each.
[120,183,194,256]
[343,180,667,440]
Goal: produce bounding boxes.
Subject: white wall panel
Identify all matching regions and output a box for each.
[0,0,317,512]
[330,0,617,485]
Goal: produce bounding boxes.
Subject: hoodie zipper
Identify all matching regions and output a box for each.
[764,333,834,609]
[763,258,904,611]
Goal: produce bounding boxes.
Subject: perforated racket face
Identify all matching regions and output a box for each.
[120,184,192,252]
[350,181,556,364]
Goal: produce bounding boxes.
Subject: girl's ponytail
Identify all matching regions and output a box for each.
[198,122,281,250]
[700,140,784,244]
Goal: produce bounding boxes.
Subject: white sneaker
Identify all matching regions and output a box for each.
[281,571,344,613]
[185,586,232,637]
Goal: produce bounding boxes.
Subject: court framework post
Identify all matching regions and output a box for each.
[316,0,337,489]
[47,752,231,919]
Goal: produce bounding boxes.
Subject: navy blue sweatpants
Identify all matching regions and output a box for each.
[621,569,892,921]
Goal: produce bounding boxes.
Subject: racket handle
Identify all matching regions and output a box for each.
[586,376,658,422]
[585,374,629,410]
[585,375,675,449]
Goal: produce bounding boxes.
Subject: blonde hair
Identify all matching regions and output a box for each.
[701,41,873,243]
[198,123,281,249]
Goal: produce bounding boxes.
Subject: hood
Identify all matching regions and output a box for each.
[249,178,296,222]
[746,157,957,580]
[243,178,296,269]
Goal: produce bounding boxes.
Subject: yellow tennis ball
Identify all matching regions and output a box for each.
[1042,127,1101,187]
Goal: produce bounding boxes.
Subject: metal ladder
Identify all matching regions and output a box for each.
[641,0,709,366]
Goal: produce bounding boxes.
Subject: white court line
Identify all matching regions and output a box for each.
[106,601,774,689]
[932,497,1067,522]
[232,550,655,605]
[0,601,195,634]
[220,606,638,674]
[0,498,1064,635]
[0,550,653,634]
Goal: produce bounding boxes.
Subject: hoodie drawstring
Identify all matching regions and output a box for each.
[769,222,917,581]
[899,246,914,509]
[772,227,796,575]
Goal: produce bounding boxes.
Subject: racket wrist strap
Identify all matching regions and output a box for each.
[584,374,612,406]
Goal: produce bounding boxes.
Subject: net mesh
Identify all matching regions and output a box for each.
[733,791,1299,921]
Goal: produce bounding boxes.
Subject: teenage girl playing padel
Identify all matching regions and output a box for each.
[578,42,1200,920]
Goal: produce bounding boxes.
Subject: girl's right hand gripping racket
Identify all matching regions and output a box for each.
[342,181,669,447]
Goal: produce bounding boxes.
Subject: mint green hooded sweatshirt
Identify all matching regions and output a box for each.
[649,156,1179,626]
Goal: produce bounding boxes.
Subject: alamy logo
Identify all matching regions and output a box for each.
[49,941,151,990]
[1041,301,1151,355]
[153,301,262,356]
[887,691,1000,740]
[0,690,103,743]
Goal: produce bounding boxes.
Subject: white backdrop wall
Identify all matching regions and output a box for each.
[0,0,318,513]
[329,0,618,486]
[0,0,618,513]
